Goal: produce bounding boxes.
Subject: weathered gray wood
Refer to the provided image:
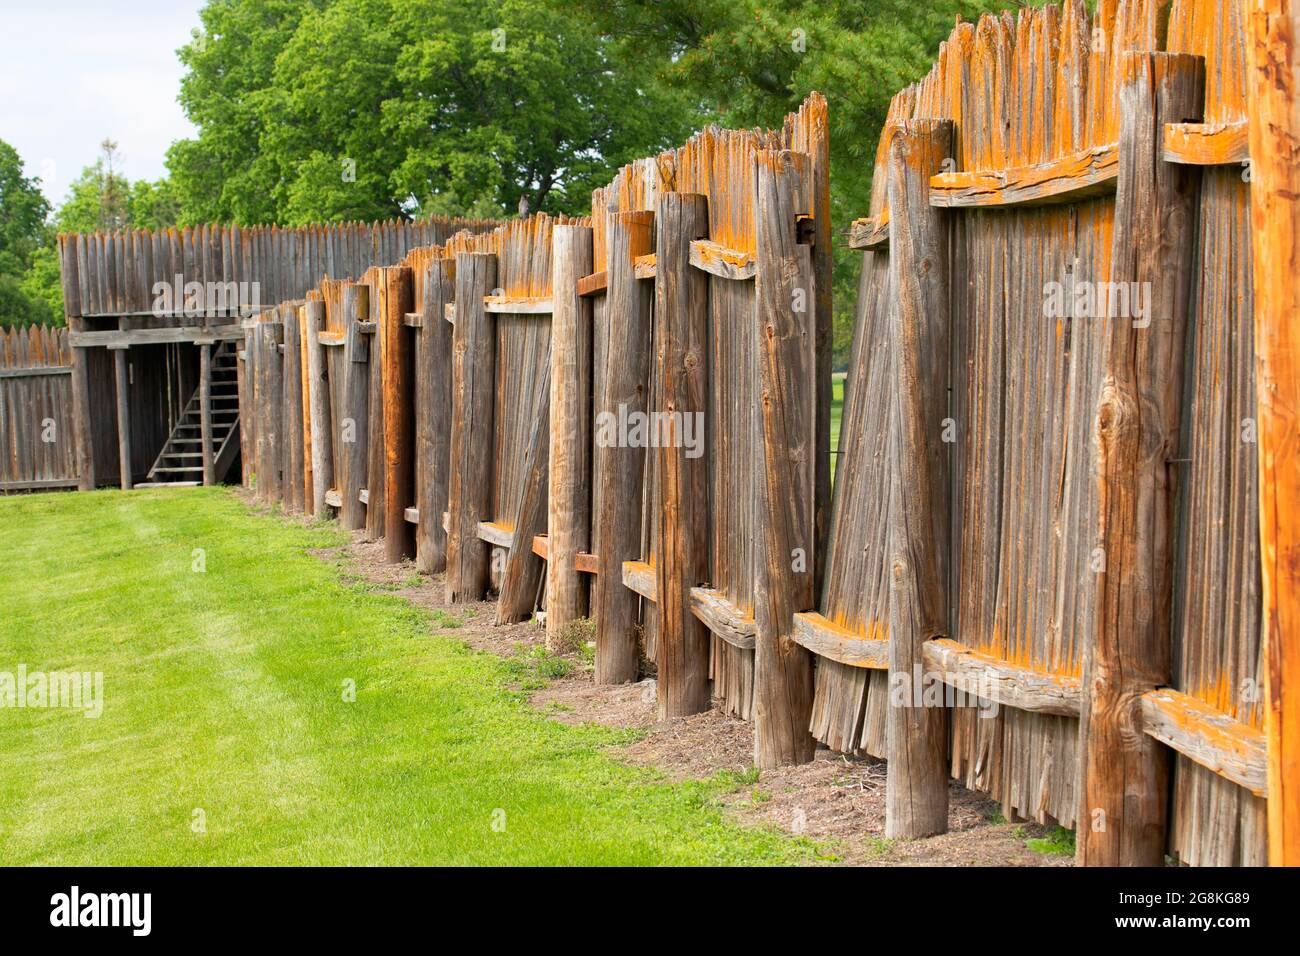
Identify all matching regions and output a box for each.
[414,259,454,573]
[752,150,817,769]
[922,638,1082,717]
[200,344,214,485]
[305,299,332,514]
[496,372,551,624]
[793,613,889,670]
[690,587,756,650]
[113,347,132,490]
[594,211,655,683]
[339,284,370,530]
[445,253,498,603]
[654,192,712,719]
[280,303,304,512]
[1077,52,1203,868]
[1140,688,1267,795]
[929,142,1119,208]
[884,118,953,839]
[546,224,594,647]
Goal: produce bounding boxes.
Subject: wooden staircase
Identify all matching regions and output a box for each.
[138,342,241,487]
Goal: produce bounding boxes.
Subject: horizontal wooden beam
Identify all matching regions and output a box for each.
[359,488,369,505]
[444,303,455,324]
[70,327,245,348]
[690,587,755,650]
[1140,687,1268,795]
[477,520,515,549]
[621,560,656,601]
[688,239,755,280]
[402,311,423,329]
[324,488,342,508]
[633,253,656,280]
[0,366,72,379]
[929,142,1119,208]
[1162,120,1249,166]
[318,332,345,347]
[532,534,600,574]
[356,321,376,335]
[0,478,80,491]
[847,212,890,251]
[483,295,553,315]
[791,612,888,668]
[576,270,607,297]
[404,506,419,524]
[921,638,1081,716]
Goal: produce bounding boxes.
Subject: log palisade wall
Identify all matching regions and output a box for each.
[37,0,1298,867]
[0,326,78,492]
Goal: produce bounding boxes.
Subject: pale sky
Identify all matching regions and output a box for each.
[0,0,205,208]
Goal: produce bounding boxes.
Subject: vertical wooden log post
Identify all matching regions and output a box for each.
[200,343,215,486]
[546,224,595,647]
[1077,53,1203,867]
[654,194,712,718]
[281,302,305,512]
[236,340,251,488]
[884,119,953,838]
[1247,0,1300,867]
[339,284,370,530]
[249,329,263,494]
[381,266,416,562]
[300,305,314,515]
[365,280,386,540]
[263,320,284,504]
[593,210,655,683]
[753,152,817,767]
[69,340,95,490]
[305,299,332,515]
[415,259,455,573]
[112,346,132,490]
[445,252,498,603]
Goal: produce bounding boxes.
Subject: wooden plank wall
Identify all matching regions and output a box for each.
[0,326,78,491]
[823,0,1273,865]
[57,218,496,321]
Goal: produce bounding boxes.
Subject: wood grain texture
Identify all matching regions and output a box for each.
[885,119,952,839]
[339,284,370,531]
[380,266,415,562]
[593,211,654,683]
[752,149,816,769]
[305,299,332,515]
[546,225,595,645]
[445,253,497,603]
[1246,0,1300,866]
[1077,52,1203,867]
[414,259,454,574]
[654,193,712,719]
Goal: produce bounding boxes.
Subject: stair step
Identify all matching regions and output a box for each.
[163,453,204,459]
[135,481,202,488]
[153,466,205,473]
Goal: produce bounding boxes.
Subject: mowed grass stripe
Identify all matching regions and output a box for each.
[0,488,811,865]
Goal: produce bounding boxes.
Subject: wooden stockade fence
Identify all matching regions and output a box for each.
[0,326,78,492]
[34,0,1300,867]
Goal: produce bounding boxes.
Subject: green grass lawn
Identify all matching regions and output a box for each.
[0,488,813,865]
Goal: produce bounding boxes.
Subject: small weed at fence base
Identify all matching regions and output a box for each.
[1025,826,1076,857]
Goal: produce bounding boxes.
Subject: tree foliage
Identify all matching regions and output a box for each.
[168,0,702,225]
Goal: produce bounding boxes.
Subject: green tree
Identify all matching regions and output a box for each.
[0,139,55,328]
[168,0,702,224]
